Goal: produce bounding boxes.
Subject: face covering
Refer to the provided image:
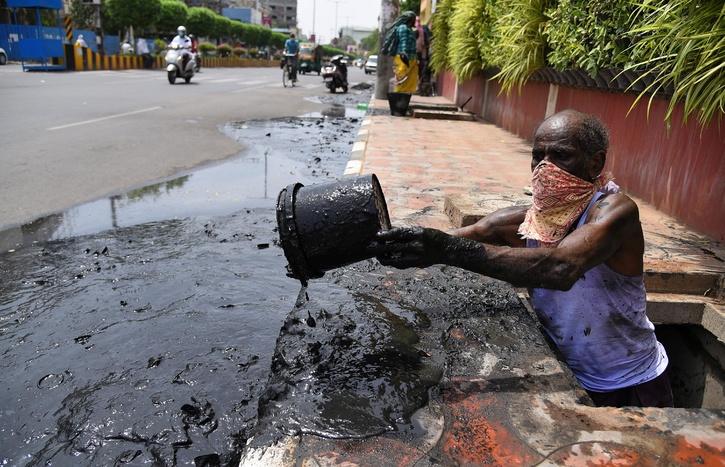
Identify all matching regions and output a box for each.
[518,160,610,247]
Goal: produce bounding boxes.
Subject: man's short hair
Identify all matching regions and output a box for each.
[572,114,609,157]
[290,33,296,38]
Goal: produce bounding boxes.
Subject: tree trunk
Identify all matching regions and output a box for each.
[375,0,399,100]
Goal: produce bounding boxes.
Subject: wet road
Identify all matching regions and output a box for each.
[0,64,369,231]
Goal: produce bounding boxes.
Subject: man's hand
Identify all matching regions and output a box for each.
[399,53,409,66]
[368,227,453,269]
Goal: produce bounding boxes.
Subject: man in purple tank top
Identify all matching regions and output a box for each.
[369,110,673,408]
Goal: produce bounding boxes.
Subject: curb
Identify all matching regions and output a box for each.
[343,95,375,177]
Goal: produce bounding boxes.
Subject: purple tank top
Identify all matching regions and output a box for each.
[528,191,668,392]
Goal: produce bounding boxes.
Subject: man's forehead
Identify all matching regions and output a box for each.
[534,115,577,143]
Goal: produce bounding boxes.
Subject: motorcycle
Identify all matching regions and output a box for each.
[165,44,196,84]
[322,55,348,93]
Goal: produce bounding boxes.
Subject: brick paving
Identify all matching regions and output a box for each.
[358,97,725,280]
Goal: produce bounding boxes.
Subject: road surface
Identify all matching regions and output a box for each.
[0,64,369,230]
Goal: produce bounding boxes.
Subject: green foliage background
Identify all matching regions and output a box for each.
[69,0,321,51]
[429,0,724,124]
[156,0,188,35]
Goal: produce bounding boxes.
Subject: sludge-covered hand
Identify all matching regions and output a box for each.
[367,227,454,269]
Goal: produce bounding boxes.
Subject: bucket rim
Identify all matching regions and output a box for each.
[276,182,323,283]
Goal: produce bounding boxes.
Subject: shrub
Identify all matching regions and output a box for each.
[157,0,188,35]
[491,0,550,92]
[430,0,454,73]
[198,42,216,56]
[447,0,487,80]
[153,38,168,55]
[625,0,725,125]
[186,7,217,38]
[216,43,232,57]
[232,47,245,57]
[544,0,634,76]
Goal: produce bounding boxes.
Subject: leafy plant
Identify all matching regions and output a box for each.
[544,0,634,76]
[233,47,246,57]
[69,0,96,29]
[430,0,454,73]
[198,42,216,57]
[105,0,160,31]
[490,0,549,92]
[214,15,234,40]
[448,0,493,81]
[361,28,380,53]
[400,0,422,14]
[153,38,167,55]
[156,0,188,35]
[186,7,216,38]
[217,43,232,57]
[625,0,724,125]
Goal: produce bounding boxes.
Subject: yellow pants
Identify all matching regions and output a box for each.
[393,55,419,93]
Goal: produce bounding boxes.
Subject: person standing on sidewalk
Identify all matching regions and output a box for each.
[369,110,673,408]
[382,11,418,93]
[136,37,151,69]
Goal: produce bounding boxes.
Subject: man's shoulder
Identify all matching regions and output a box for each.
[587,192,640,226]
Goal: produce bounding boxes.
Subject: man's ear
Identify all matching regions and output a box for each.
[591,150,606,179]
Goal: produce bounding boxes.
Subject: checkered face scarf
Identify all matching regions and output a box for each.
[518,161,610,247]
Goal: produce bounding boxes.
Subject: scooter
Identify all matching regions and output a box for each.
[322,55,348,93]
[165,44,196,84]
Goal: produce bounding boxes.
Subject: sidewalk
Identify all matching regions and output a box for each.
[352,97,725,339]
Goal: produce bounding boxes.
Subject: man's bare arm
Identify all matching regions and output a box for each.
[450,205,529,247]
[371,194,641,290]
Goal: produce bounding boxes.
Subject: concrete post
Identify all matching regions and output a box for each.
[375,0,399,100]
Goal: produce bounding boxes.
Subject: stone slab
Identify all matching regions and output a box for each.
[412,109,476,121]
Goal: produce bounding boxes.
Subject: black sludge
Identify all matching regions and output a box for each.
[254,280,443,441]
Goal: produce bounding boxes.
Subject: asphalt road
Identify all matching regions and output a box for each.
[0,64,369,231]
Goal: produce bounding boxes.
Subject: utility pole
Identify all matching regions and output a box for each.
[312,0,316,42]
[333,0,339,38]
[375,0,398,100]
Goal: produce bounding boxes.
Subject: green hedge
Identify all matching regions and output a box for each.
[430,0,724,125]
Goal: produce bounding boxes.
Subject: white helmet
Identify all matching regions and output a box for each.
[177,26,187,37]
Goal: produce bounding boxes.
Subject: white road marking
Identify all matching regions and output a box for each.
[236,79,267,86]
[47,106,162,131]
[230,83,277,94]
[208,78,239,83]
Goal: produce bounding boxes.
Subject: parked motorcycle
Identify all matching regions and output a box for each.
[165,44,196,84]
[322,55,348,93]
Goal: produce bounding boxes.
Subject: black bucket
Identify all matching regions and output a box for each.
[276,174,391,284]
[388,92,412,116]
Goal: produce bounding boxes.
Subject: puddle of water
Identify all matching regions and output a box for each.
[302,94,368,119]
[0,117,357,251]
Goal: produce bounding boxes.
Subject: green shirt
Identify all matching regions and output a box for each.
[395,24,417,58]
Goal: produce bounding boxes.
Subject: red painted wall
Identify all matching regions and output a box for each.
[483,79,549,141]
[555,87,724,241]
[455,74,486,114]
[437,70,457,101]
[435,69,724,240]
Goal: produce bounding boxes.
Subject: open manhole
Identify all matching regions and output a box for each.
[655,324,725,409]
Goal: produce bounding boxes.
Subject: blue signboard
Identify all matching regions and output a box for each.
[7,0,63,8]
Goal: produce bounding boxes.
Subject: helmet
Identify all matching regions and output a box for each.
[177,26,187,37]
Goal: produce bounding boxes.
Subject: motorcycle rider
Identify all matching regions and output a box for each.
[283,33,300,80]
[170,26,192,71]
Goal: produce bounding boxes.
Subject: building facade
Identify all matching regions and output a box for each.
[184,1,259,13]
[259,0,296,29]
[340,26,376,45]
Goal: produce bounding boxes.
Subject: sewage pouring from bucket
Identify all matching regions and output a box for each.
[276,174,392,285]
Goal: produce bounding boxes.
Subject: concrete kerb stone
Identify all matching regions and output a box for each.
[343,95,375,177]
